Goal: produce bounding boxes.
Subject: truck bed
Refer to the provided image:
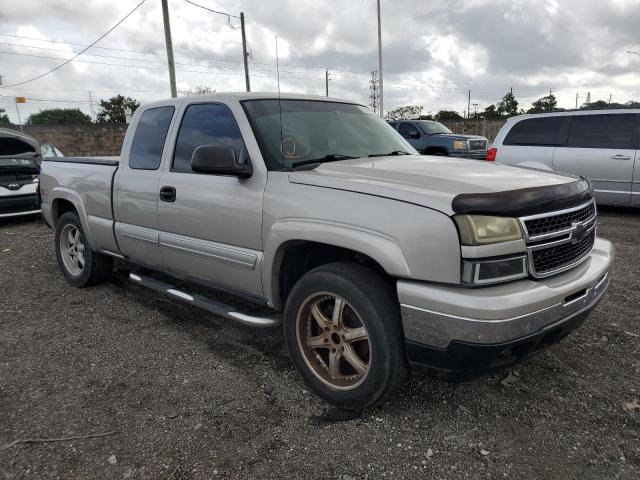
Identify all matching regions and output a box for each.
[40,157,120,255]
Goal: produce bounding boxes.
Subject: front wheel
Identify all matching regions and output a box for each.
[55,211,112,287]
[284,262,408,410]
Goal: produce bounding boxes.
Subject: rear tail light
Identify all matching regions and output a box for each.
[486,147,497,161]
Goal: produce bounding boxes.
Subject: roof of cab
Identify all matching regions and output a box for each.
[138,92,364,110]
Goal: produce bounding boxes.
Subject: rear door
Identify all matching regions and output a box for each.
[113,104,176,268]
[156,101,266,297]
[553,113,637,204]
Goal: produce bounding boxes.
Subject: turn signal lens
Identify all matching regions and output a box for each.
[462,256,528,285]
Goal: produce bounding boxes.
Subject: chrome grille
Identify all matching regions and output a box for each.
[468,139,487,151]
[524,202,595,238]
[519,200,596,278]
[531,229,595,275]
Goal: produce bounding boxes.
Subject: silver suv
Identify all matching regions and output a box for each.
[490,110,639,206]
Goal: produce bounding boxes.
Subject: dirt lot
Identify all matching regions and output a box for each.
[1,208,639,480]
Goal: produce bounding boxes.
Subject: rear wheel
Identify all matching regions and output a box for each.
[55,211,112,287]
[284,262,408,410]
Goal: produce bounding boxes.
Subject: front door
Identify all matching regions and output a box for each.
[157,102,265,297]
[398,122,423,151]
[553,113,638,204]
[113,105,176,268]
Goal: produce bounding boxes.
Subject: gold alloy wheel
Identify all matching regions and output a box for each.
[295,292,371,390]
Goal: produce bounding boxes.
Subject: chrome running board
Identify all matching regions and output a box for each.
[128,271,281,328]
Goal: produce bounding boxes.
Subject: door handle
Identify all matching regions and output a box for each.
[159,186,176,202]
[611,154,631,160]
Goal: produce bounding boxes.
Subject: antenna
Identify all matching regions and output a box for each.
[275,35,281,95]
[275,35,284,170]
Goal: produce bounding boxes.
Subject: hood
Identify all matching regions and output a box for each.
[288,155,578,215]
[0,128,41,160]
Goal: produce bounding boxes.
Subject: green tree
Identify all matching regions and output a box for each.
[497,91,519,117]
[385,105,423,120]
[0,108,10,125]
[26,108,91,125]
[527,94,558,114]
[580,99,636,110]
[96,95,140,124]
[435,110,463,121]
[179,85,216,96]
[482,104,503,119]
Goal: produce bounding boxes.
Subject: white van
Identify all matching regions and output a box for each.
[490,110,639,206]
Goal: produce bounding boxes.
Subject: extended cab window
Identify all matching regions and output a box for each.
[567,114,635,149]
[172,103,248,173]
[503,117,563,146]
[129,106,175,170]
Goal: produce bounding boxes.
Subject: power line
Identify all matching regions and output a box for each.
[0,0,148,88]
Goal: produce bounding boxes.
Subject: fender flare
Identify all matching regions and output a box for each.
[262,218,412,308]
[50,188,96,247]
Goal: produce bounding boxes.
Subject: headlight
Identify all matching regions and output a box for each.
[454,215,523,245]
[452,140,468,150]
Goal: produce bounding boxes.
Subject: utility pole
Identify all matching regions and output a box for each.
[325,69,329,97]
[88,90,95,118]
[467,90,471,120]
[608,94,612,108]
[240,12,250,92]
[549,89,553,112]
[369,70,379,113]
[14,98,23,133]
[376,0,383,117]
[161,0,177,98]
[575,92,579,109]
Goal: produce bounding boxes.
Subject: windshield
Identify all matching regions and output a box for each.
[417,121,452,135]
[242,99,417,170]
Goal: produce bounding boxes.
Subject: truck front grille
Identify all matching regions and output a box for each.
[524,202,595,238]
[531,229,596,275]
[468,140,487,151]
[519,200,596,278]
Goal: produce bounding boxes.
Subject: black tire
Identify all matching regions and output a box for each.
[55,211,112,288]
[284,262,408,410]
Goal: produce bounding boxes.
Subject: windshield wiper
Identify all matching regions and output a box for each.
[290,154,359,169]
[368,150,412,157]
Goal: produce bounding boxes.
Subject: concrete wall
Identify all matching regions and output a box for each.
[440,119,505,142]
[6,124,128,157]
[5,118,507,158]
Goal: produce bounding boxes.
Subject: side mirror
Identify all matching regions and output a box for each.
[409,130,420,139]
[191,145,252,178]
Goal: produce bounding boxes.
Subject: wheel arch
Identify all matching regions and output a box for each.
[423,146,449,156]
[50,189,95,246]
[263,222,411,310]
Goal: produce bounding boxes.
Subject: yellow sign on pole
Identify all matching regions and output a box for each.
[15,97,26,103]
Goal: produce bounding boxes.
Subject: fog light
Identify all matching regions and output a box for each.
[462,256,527,285]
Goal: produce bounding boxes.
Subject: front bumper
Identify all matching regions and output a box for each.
[0,193,41,218]
[399,237,613,377]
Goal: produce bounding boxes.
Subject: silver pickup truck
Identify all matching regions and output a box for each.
[40,93,613,410]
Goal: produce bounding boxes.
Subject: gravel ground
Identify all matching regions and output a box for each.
[1,208,639,480]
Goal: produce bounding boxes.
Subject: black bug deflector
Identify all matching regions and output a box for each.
[452,179,593,217]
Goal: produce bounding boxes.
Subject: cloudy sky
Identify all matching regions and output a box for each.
[1,0,640,122]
